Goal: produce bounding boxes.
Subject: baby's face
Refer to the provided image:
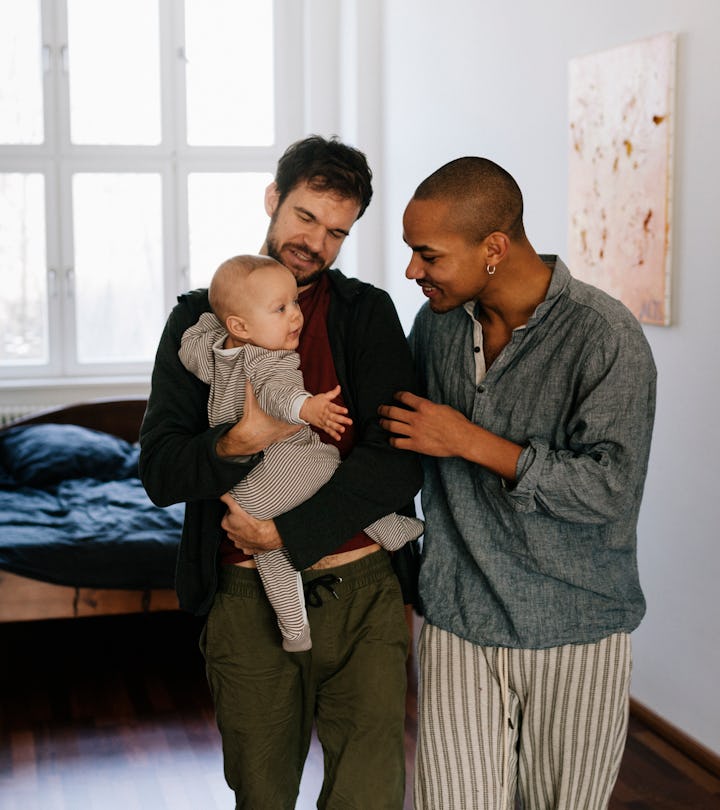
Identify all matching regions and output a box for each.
[242,265,304,351]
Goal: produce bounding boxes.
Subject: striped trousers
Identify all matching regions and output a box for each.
[415,623,631,810]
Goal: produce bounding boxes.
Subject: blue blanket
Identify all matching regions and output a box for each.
[0,424,183,589]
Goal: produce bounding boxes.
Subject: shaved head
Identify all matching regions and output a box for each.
[413,157,525,244]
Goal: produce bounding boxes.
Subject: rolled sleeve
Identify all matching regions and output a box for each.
[502,441,543,512]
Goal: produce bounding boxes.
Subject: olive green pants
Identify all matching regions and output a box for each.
[200,550,409,810]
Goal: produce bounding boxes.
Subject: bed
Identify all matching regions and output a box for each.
[0,398,182,621]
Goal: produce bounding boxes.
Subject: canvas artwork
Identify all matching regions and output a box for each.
[568,32,676,326]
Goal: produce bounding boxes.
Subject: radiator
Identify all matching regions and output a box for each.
[0,405,57,428]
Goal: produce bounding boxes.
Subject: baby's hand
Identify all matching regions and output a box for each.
[300,385,352,441]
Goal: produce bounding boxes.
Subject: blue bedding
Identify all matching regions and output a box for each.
[0,424,183,589]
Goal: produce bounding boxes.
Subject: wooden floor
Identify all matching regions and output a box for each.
[1,612,718,809]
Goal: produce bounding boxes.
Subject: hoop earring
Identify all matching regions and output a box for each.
[486,265,497,276]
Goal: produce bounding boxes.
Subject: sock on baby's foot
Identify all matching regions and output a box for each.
[282,623,312,653]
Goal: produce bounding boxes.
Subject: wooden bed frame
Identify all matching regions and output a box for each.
[0,397,179,622]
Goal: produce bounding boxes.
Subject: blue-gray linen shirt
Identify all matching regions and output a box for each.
[409,256,657,649]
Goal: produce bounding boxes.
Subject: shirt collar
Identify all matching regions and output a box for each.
[527,255,570,328]
[462,254,571,330]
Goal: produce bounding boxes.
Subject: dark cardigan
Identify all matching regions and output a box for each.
[139,269,423,615]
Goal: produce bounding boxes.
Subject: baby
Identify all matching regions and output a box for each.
[179,255,423,651]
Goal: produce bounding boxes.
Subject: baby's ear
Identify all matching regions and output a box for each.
[226,314,250,340]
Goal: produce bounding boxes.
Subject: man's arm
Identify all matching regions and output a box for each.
[502,327,657,523]
[220,494,283,554]
[382,316,657,525]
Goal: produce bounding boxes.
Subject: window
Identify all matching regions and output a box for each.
[0,0,302,381]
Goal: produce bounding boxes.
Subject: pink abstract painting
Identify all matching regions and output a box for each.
[568,32,676,326]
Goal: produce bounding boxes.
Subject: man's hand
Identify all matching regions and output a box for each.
[220,493,284,555]
[378,390,523,481]
[216,379,301,458]
[378,390,470,457]
[299,384,353,441]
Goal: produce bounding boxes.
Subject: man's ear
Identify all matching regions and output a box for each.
[264,182,280,217]
[484,231,510,267]
[226,314,250,341]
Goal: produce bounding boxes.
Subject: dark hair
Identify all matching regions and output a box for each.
[414,156,525,242]
[274,134,373,219]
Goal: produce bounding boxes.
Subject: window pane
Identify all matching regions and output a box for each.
[185,0,274,146]
[67,0,161,145]
[188,172,272,288]
[73,174,163,363]
[0,174,48,365]
[0,0,43,144]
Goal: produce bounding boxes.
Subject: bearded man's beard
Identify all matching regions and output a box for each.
[265,224,328,288]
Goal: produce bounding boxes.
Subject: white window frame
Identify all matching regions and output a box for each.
[0,0,304,386]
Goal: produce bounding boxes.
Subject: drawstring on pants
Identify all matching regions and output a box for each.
[304,574,343,607]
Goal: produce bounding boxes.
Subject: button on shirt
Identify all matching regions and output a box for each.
[409,256,657,649]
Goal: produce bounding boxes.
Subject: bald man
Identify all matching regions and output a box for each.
[379,157,657,810]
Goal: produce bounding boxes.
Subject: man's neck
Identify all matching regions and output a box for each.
[476,250,552,331]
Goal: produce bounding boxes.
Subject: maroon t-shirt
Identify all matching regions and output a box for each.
[220,273,374,565]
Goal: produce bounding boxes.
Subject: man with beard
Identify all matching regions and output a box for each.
[140,135,422,809]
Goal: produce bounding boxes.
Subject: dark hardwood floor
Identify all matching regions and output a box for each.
[1,612,718,809]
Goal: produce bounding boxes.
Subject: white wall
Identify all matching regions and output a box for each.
[374,0,720,754]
